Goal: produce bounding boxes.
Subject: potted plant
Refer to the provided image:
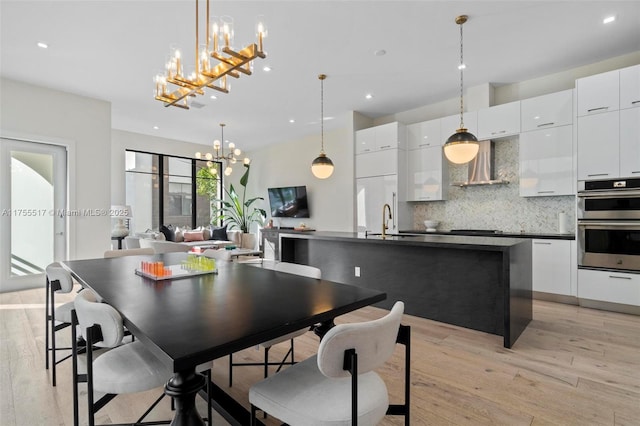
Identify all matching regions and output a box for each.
[213,163,266,248]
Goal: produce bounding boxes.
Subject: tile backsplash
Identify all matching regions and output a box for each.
[412,137,576,234]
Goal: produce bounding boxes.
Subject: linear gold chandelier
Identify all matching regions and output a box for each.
[154,0,267,109]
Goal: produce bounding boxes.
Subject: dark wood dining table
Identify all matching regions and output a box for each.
[61,252,386,426]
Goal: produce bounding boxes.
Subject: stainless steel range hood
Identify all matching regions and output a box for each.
[452,140,509,187]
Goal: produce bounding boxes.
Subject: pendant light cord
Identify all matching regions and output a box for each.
[320,75,325,153]
[459,20,464,130]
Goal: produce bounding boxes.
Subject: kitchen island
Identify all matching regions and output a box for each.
[279,231,532,348]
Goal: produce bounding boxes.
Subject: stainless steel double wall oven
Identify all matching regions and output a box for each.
[578,178,640,272]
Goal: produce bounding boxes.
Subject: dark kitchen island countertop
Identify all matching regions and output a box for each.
[278,231,532,348]
[400,229,575,240]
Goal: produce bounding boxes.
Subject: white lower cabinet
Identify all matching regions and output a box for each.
[532,239,573,296]
[578,269,640,306]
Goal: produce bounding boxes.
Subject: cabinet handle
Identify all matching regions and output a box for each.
[392,192,397,229]
[537,190,556,194]
[491,130,507,135]
[380,145,392,149]
[363,149,371,152]
[608,275,632,280]
[587,173,609,177]
[632,171,640,174]
[631,100,640,105]
[587,106,609,112]
[533,242,552,245]
[419,143,431,147]
[537,122,555,127]
[418,196,431,200]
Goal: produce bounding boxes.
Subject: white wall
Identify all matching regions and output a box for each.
[244,113,354,232]
[0,78,111,260]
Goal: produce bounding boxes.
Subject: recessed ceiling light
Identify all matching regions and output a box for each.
[153,126,159,130]
[374,49,386,56]
[458,63,466,70]
[603,15,616,24]
[289,119,295,123]
[210,95,217,100]
[263,65,272,72]
[37,42,48,49]
[365,94,373,100]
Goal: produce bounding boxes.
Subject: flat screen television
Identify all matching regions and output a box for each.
[267,186,310,218]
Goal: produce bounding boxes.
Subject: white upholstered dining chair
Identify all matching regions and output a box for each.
[228,262,322,387]
[249,301,410,426]
[44,262,75,386]
[71,289,213,426]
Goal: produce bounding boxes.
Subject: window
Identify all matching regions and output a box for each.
[125,150,221,232]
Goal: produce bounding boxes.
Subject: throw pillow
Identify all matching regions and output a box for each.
[209,225,228,241]
[196,226,211,240]
[160,224,175,242]
[183,230,205,242]
[174,227,184,243]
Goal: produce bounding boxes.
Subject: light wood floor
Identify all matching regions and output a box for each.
[1,286,639,425]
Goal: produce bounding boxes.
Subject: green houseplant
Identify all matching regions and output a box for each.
[212,163,266,247]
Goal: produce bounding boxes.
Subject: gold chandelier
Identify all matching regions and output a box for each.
[154,0,267,109]
[196,123,250,176]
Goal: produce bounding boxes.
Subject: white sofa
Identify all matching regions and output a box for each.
[124,230,243,253]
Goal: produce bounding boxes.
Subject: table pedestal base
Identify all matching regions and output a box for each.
[165,369,205,426]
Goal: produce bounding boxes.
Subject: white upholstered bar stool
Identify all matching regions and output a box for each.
[228,262,321,387]
[44,263,75,386]
[249,301,407,426]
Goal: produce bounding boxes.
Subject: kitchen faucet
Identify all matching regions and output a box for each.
[382,203,392,239]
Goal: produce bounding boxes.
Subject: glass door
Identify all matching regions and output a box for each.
[0,138,67,292]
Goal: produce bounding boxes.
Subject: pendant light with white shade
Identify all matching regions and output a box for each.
[443,15,479,165]
[311,74,335,179]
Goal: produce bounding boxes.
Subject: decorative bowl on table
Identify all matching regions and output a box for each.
[424,220,440,232]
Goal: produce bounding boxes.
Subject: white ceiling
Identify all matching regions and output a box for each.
[1,1,639,152]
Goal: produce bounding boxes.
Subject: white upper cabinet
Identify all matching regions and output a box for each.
[620,64,640,110]
[477,101,521,140]
[577,112,620,180]
[407,119,441,150]
[355,127,377,154]
[407,146,448,201]
[355,149,399,178]
[576,66,640,180]
[521,89,573,132]
[375,122,402,150]
[440,112,478,140]
[620,107,640,178]
[520,125,574,197]
[355,122,405,154]
[576,69,619,116]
